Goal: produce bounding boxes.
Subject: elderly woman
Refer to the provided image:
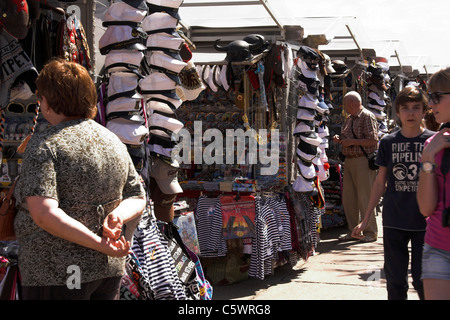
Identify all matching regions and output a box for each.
[14,59,146,300]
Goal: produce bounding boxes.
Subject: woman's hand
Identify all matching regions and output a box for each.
[421,128,450,162]
[99,235,130,257]
[102,211,124,240]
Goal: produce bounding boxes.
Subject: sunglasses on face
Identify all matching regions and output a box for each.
[429,91,450,104]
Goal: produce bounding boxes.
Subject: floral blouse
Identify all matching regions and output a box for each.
[14,119,145,286]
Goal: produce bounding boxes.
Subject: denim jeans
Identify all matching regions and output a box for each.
[383,227,425,300]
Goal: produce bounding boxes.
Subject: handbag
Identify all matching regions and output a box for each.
[0,178,19,241]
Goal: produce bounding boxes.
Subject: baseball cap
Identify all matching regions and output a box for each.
[318,124,329,138]
[104,50,144,74]
[298,93,319,109]
[141,12,178,35]
[146,50,187,82]
[368,102,385,111]
[297,74,320,95]
[103,2,147,23]
[146,0,183,20]
[316,99,329,114]
[106,117,148,145]
[148,112,184,135]
[297,160,316,180]
[149,157,183,194]
[107,72,144,101]
[106,97,143,114]
[297,59,317,79]
[149,176,176,222]
[99,25,147,55]
[292,175,315,193]
[139,71,180,100]
[146,32,184,59]
[299,131,322,146]
[146,98,177,115]
[323,53,336,74]
[294,120,315,135]
[296,144,318,162]
[297,46,320,65]
[297,107,317,121]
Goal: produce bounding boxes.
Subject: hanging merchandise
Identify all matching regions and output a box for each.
[221,195,256,240]
[292,45,331,201]
[0,0,29,40]
[366,58,391,138]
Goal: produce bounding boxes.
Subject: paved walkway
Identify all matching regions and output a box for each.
[212,215,421,300]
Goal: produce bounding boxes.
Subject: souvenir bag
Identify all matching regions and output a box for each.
[159,221,199,299]
[0,178,18,241]
[184,246,213,300]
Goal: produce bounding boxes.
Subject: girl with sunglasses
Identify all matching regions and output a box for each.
[417,67,450,300]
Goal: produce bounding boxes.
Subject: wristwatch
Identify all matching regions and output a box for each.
[420,161,436,173]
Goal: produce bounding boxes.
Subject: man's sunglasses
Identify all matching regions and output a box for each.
[429,91,450,104]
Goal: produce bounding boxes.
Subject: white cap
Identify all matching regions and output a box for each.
[104,2,147,23]
[294,121,315,135]
[148,112,184,134]
[297,160,316,180]
[369,91,386,105]
[141,12,178,34]
[297,107,316,121]
[146,32,184,53]
[106,97,142,114]
[104,51,144,73]
[99,25,146,55]
[107,72,144,101]
[368,103,385,111]
[107,117,148,145]
[298,93,319,109]
[297,58,317,78]
[207,65,218,92]
[147,50,187,75]
[292,175,315,193]
[299,132,323,147]
[139,72,179,100]
[318,125,330,138]
[323,53,336,74]
[147,94,183,108]
[146,98,177,115]
[219,64,230,91]
[147,143,173,159]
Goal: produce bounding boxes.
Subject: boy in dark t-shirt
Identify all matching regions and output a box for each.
[352,87,435,300]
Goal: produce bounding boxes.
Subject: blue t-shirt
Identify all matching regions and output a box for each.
[376,129,435,231]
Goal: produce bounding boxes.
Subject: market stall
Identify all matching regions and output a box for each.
[1,0,425,300]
